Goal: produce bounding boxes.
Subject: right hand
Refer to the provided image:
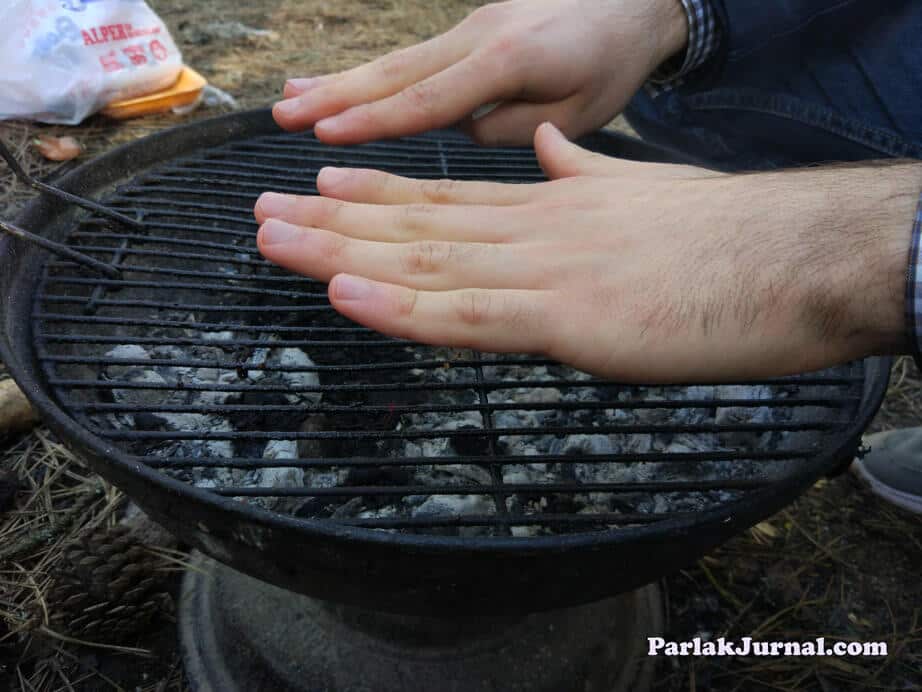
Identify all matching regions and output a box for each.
[273,0,689,146]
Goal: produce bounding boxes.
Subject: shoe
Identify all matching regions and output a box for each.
[851,428,922,515]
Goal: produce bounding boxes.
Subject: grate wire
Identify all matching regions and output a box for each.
[30,131,866,537]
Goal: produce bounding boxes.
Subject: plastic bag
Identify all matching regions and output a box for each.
[0,0,183,124]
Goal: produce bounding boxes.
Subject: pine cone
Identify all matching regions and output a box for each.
[44,522,175,642]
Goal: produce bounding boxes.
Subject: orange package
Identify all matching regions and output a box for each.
[101,67,207,120]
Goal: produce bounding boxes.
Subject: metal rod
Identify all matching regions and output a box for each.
[45,376,856,394]
[89,421,840,441]
[329,513,681,529]
[211,478,769,498]
[139,449,814,469]
[47,262,316,283]
[0,139,143,229]
[0,219,121,279]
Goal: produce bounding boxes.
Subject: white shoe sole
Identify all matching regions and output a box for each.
[851,459,922,515]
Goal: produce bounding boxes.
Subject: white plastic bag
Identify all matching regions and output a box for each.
[0,0,183,124]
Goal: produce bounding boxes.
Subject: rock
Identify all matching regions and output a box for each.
[0,379,39,436]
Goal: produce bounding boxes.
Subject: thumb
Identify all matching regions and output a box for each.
[534,122,625,180]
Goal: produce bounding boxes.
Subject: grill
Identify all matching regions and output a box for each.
[0,109,889,616]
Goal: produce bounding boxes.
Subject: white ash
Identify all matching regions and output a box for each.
[261,440,304,489]
[303,349,845,537]
[98,341,319,496]
[97,335,849,536]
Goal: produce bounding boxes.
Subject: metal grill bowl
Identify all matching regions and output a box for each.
[0,110,889,614]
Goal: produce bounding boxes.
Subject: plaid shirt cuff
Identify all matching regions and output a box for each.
[906,192,922,370]
[649,0,720,86]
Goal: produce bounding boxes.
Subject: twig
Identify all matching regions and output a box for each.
[55,645,128,692]
[38,625,153,657]
[698,558,744,610]
[0,485,103,562]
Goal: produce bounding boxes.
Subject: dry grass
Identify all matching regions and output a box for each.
[0,431,120,688]
[0,430,187,690]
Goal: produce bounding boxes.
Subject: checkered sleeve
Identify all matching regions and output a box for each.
[650,0,720,86]
[906,193,922,369]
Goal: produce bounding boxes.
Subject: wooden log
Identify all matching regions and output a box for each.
[0,378,39,435]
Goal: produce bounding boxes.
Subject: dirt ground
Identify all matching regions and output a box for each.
[1,1,920,690]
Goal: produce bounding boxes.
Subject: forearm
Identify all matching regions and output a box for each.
[755,162,919,362]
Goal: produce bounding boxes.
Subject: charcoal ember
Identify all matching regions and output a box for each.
[345,466,413,488]
[133,412,169,430]
[272,347,321,404]
[297,414,328,460]
[450,424,492,456]
[409,493,495,538]
[97,325,845,535]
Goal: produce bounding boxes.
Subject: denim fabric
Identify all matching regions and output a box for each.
[625,1,922,170]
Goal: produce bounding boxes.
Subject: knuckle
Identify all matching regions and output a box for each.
[455,291,492,327]
[402,240,449,274]
[401,81,438,117]
[420,178,458,204]
[484,32,529,78]
[377,49,409,81]
[397,287,420,318]
[315,198,345,226]
[400,203,437,232]
[320,233,348,263]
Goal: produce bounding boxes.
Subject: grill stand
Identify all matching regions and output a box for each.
[179,553,664,692]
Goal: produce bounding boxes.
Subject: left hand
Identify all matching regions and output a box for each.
[254,123,911,382]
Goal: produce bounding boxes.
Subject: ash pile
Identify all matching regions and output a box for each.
[87,332,848,537]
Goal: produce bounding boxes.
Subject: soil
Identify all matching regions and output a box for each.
[1,1,920,690]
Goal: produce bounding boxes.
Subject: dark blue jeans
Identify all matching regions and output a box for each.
[625,1,922,170]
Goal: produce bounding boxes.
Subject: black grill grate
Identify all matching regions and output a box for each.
[31,131,865,537]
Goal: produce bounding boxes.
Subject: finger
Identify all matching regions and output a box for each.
[282,77,325,99]
[328,273,554,354]
[533,122,632,179]
[314,52,519,145]
[255,193,525,243]
[464,96,587,147]
[315,167,544,206]
[257,219,535,290]
[534,121,722,180]
[273,33,472,132]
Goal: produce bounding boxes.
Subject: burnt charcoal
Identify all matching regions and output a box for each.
[345,466,413,488]
[229,391,307,459]
[292,497,334,520]
[133,412,169,430]
[450,425,492,456]
[297,414,327,459]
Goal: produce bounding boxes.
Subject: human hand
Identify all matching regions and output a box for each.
[273,0,688,146]
[255,124,914,382]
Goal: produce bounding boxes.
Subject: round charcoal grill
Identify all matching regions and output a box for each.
[0,110,889,621]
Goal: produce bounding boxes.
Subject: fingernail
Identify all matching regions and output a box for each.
[257,192,296,218]
[471,102,499,120]
[332,274,372,301]
[317,167,348,189]
[274,98,301,118]
[315,115,343,135]
[259,219,303,245]
[285,77,318,94]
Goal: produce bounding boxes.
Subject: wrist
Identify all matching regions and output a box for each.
[652,0,690,67]
[811,165,919,358]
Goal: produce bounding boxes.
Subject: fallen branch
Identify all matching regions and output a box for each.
[0,378,39,436]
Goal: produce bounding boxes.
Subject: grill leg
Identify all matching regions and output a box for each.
[179,553,664,692]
